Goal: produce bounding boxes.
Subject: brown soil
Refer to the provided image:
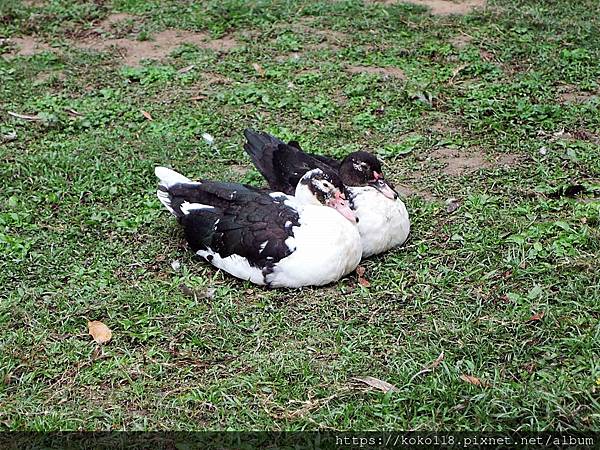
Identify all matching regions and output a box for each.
[557,85,599,104]
[96,13,135,30]
[201,72,232,85]
[346,65,406,79]
[76,29,238,66]
[275,52,302,63]
[2,27,238,66]
[396,184,438,201]
[450,33,473,49]
[431,147,519,175]
[430,119,460,134]
[2,36,52,56]
[34,70,66,84]
[368,0,486,15]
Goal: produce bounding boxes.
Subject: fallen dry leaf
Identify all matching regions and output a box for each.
[8,111,42,121]
[178,64,195,74]
[141,110,153,121]
[65,108,82,117]
[527,311,545,323]
[252,62,265,77]
[353,376,398,393]
[460,374,488,387]
[429,351,445,369]
[409,351,445,382]
[88,320,112,344]
[356,265,371,287]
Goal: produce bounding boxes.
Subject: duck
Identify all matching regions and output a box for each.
[243,129,410,258]
[155,166,362,288]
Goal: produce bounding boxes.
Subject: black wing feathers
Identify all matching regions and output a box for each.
[307,153,342,170]
[243,129,338,195]
[167,180,300,267]
[243,129,344,194]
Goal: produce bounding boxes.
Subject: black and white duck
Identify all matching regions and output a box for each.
[243,129,410,258]
[155,166,362,288]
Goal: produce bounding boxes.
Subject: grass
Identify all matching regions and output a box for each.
[1,0,599,431]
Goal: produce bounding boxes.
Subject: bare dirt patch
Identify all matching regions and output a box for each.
[201,36,238,52]
[34,70,66,84]
[23,0,46,6]
[275,52,302,63]
[431,147,519,175]
[201,72,232,86]
[307,42,342,52]
[1,36,53,56]
[96,13,135,30]
[396,184,438,201]
[450,33,473,49]
[76,30,238,66]
[346,65,406,79]
[430,119,461,134]
[557,85,599,104]
[368,0,486,15]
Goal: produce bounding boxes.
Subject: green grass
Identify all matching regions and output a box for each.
[1,0,599,431]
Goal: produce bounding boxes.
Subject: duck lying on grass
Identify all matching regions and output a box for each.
[155,166,362,288]
[243,129,410,258]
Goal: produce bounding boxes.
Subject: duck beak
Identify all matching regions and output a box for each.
[370,172,398,200]
[327,192,358,223]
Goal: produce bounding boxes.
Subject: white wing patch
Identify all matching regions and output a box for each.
[259,240,269,254]
[284,236,296,252]
[180,202,214,215]
[156,189,176,215]
[197,248,265,285]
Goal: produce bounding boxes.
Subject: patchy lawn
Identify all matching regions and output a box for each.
[1,0,599,431]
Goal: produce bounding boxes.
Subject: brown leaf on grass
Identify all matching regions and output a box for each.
[356,265,371,287]
[409,351,445,382]
[429,351,445,369]
[88,320,112,344]
[141,110,153,121]
[8,111,42,121]
[252,62,265,77]
[190,95,207,101]
[353,376,398,393]
[65,108,82,117]
[527,311,545,323]
[460,374,488,387]
[178,64,195,74]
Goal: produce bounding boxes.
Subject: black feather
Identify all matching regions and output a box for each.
[243,129,341,195]
[162,179,300,269]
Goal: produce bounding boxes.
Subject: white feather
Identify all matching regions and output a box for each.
[266,205,362,288]
[349,186,410,257]
[259,241,269,254]
[197,249,265,285]
[156,189,176,215]
[180,201,214,215]
[155,166,191,187]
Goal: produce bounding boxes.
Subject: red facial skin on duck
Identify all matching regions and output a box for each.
[327,191,358,223]
[370,171,398,200]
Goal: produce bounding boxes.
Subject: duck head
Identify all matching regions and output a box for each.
[339,151,398,200]
[295,169,358,223]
